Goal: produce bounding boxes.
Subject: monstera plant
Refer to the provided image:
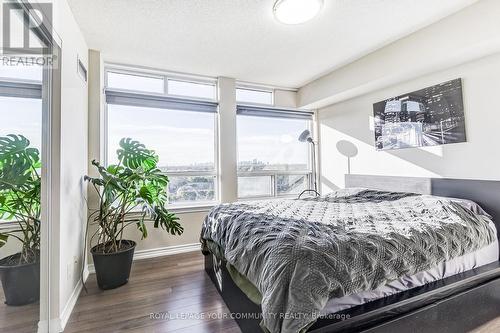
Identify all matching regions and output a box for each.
[85,138,182,290]
[0,134,41,305]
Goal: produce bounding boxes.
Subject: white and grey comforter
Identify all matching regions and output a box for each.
[200,189,496,333]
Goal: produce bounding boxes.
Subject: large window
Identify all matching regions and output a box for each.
[105,68,218,206]
[236,106,313,199]
[0,64,42,151]
[0,96,42,148]
[107,71,164,94]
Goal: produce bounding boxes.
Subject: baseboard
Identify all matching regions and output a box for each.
[41,244,199,331]
[36,269,89,333]
[87,242,200,274]
[59,268,89,331]
[37,319,61,333]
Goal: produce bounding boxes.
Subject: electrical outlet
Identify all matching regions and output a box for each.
[66,256,80,281]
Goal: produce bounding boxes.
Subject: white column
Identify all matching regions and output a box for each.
[85,49,104,270]
[87,49,105,174]
[217,77,238,203]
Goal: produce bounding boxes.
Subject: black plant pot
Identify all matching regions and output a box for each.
[0,255,40,306]
[91,240,136,290]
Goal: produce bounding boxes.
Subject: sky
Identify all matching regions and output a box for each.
[237,115,310,167]
[0,97,42,150]
[0,65,43,151]
[107,104,310,169]
[107,105,216,167]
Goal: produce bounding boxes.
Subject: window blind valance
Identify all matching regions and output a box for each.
[105,89,218,113]
[236,105,313,120]
[0,81,42,99]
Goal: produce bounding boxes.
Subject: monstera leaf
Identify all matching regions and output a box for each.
[116,138,158,171]
[0,134,38,167]
[139,184,158,204]
[0,160,33,190]
[0,135,39,190]
[152,207,182,235]
[0,135,40,190]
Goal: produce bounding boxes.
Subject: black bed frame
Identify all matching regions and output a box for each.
[204,176,500,332]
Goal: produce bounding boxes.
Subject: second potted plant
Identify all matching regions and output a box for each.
[85,138,183,290]
[0,134,41,305]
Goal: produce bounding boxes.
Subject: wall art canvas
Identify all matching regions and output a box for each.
[373,78,466,150]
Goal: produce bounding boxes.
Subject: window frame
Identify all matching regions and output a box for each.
[103,65,219,209]
[237,171,312,199]
[235,84,275,106]
[105,65,218,102]
[106,70,165,94]
[236,107,314,200]
[167,77,218,100]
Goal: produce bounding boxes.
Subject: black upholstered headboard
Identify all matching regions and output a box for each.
[345,175,500,239]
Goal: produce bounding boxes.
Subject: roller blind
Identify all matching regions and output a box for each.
[236,105,313,120]
[105,89,218,113]
[0,81,42,99]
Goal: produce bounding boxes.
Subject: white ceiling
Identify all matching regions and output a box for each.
[67,0,479,88]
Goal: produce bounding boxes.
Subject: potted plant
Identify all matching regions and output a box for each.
[0,134,41,305]
[85,138,183,290]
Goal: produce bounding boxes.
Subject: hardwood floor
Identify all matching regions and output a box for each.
[65,251,241,333]
[0,282,39,333]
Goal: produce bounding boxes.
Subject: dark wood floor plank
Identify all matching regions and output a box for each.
[65,251,241,333]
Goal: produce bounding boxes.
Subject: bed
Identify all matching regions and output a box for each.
[201,175,500,333]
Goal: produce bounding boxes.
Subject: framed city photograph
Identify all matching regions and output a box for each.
[373,78,466,151]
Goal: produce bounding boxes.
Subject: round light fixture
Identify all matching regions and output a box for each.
[273,0,323,25]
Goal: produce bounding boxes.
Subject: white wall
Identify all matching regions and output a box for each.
[317,49,500,192]
[120,211,210,252]
[274,89,297,108]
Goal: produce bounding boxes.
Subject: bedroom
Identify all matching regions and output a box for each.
[0,0,500,332]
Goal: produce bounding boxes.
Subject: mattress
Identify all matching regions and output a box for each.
[322,222,499,314]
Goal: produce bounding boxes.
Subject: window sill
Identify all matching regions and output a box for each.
[166,202,218,214]
[92,203,219,220]
[0,221,19,231]
[238,194,299,202]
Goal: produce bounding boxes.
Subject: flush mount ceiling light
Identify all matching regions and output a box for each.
[273,0,323,25]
